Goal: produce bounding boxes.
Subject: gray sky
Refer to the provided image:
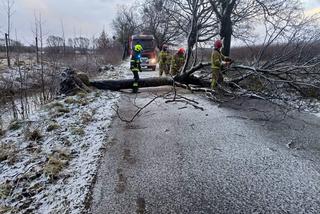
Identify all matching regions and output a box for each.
[0,0,135,45]
[0,0,319,45]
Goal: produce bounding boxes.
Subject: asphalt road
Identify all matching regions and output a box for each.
[89,70,320,214]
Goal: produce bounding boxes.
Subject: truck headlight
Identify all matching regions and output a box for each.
[151,58,157,64]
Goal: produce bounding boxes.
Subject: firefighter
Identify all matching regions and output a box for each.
[211,40,232,89]
[130,43,143,93]
[170,48,185,76]
[159,45,171,77]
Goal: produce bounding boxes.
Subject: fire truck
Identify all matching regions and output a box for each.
[129,34,157,71]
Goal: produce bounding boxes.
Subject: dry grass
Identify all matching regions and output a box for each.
[56,107,70,114]
[0,143,18,165]
[64,97,77,104]
[71,127,85,136]
[77,92,87,98]
[49,102,64,109]
[64,96,89,106]
[46,123,60,132]
[8,120,22,131]
[0,182,13,200]
[0,205,14,214]
[44,157,67,181]
[44,150,71,181]
[25,129,43,142]
[78,98,89,106]
[48,102,70,118]
[81,112,93,125]
[47,102,70,118]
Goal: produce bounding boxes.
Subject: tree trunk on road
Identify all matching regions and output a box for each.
[91,77,174,91]
[60,62,213,95]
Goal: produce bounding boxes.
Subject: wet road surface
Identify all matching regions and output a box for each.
[90,71,320,214]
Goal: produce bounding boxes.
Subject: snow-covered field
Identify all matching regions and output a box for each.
[0,63,130,213]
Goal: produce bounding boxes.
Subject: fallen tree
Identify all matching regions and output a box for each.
[91,77,174,90]
[89,62,212,90]
[60,0,319,112]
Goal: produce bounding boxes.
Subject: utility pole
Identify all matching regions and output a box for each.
[5,33,11,67]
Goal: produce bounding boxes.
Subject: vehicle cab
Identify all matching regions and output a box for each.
[130,34,157,71]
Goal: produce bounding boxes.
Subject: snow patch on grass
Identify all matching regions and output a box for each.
[0,62,131,213]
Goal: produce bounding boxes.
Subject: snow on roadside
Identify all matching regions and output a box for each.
[0,62,131,213]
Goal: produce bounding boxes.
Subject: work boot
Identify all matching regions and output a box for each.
[132,82,139,93]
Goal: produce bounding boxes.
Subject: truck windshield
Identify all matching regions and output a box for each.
[133,40,154,51]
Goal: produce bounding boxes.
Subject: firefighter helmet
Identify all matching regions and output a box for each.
[214,40,223,49]
[134,44,143,52]
[178,48,185,54]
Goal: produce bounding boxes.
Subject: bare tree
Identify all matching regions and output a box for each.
[168,0,218,71]
[140,0,183,48]
[60,20,66,55]
[73,37,90,54]
[32,11,40,64]
[96,30,110,52]
[35,12,46,102]
[227,13,320,104]
[2,0,15,67]
[112,5,141,59]
[47,35,64,54]
[208,0,303,56]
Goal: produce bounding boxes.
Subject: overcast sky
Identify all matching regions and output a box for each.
[0,0,319,45]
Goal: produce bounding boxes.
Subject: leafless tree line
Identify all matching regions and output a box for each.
[0,0,124,125]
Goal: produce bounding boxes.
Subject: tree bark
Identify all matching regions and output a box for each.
[220,16,232,56]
